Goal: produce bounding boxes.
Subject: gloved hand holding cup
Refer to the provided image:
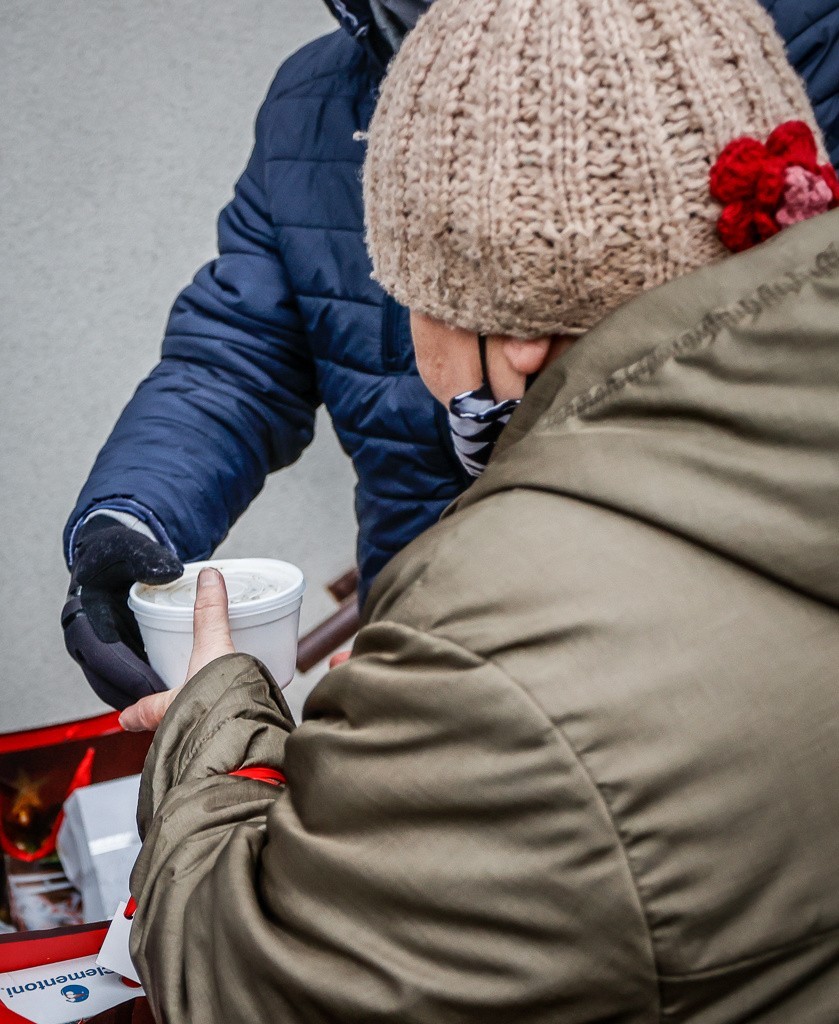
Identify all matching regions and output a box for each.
[62,516,184,710]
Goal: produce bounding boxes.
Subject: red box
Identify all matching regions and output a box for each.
[0,714,154,1024]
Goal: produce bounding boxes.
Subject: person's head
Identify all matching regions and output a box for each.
[364,0,834,415]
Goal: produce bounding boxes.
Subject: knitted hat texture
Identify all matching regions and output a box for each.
[363,0,825,337]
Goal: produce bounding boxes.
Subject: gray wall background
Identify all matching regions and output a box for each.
[0,0,359,729]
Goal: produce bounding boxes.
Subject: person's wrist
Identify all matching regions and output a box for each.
[80,509,157,544]
[67,502,177,569]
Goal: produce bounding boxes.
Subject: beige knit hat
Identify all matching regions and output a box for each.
[363,0,826,337]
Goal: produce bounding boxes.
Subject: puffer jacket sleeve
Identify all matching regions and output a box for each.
[762,0,839,166]
[130,636,656,1023]
[64,77,319,563]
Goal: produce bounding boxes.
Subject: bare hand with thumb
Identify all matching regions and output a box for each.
[120,568,235,732]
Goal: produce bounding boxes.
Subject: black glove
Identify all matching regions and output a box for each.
[62,516,184,710]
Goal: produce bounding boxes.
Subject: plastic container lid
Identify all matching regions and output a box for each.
[128,558,305,626]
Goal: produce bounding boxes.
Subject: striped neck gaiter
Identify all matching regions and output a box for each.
[447,383,520,478]
[446,334,524,478]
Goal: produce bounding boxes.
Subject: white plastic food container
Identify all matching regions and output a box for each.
[128,558,305,690]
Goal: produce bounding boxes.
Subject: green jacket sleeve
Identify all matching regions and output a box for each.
[130,635,655,1024]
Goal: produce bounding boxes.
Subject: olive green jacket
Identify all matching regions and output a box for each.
[131,210,839,1023]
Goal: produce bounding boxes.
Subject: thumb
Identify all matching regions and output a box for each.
[187,568,235,680]
[119,687,181,732]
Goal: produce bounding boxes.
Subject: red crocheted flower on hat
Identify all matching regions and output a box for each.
[710,121,839,253]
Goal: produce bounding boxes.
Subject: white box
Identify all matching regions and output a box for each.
[56,775,142,923]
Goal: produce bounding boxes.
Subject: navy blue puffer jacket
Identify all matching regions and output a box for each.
[65,0,839,604]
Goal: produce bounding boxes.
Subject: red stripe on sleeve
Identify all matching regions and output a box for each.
[228,766,286,786]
